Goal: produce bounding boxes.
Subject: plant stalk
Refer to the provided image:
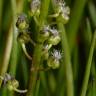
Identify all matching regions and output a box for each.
[67,0,88,51]
[26,0,50,96]
[0,26,13,87]
[80,31,96,96]
[57,21,74,96]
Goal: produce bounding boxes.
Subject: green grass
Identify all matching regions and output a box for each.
[0,0,96,96]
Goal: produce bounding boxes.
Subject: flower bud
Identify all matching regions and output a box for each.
[58,2,70,24]
[17,31,31,44]
[48,27,61,45]
[7,79,19,91]
[52,0,70,24]
[16,14,29,30]
[47,57,60,69]
[48,35,61,45]
[47,49,61,69]
[30,0,41,16]
[37,26,50,43]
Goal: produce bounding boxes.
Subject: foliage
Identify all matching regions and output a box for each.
[0,0,96,96]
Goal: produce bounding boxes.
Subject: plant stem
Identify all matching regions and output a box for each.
[0,26,13,87]
[26,0,50,96]
[88,1,96,27]
[8,0,17,96]
[80,31,96,96]
[0,0,3,37]
[35,78,40,96]
[26,44,43,96]
[50,1,74,96]
[73,45,79,82]
[57,21,74,96]
[9,0,24,84]
[67,0,88,51]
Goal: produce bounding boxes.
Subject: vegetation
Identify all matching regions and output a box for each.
[0,0,96,96]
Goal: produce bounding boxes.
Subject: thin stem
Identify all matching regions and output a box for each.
[0,0,3,37]
[0,26,13,87]
[9,0,17,76]
[14,88,27,93]
[8,0,17,96]
[9,0,24,80]
[50,1,74,96]
[73,45,79,81]
[80,31,96,96]
[31,67,50,71]
[67,0,88,51]
[26,44,43,96]
[30,38,36,46]
[39,58,50,96]
[26,0,50,96]
[88,1,96,27]
[35,78,40,96]
[21,43,32,60]
[57,21,74,96]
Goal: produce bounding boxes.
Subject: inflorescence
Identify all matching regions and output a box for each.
[0,0,70,94]
[16,0,70,69]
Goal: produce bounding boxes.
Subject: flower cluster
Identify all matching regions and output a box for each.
[50,0,70,24]
[16,14,31,44]
[0,73,27,93]
[16,14,35,60]
[15,0,70,69]
[40,25,61,69]
[58,1,70,21]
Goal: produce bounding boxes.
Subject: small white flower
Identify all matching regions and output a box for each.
[48,27,61,45]
[30,0,41,14]
[43,25,50,33]
[42,25,59,36]
[51,49,61,60]
[1,73,14,85]
[58,1,70,20]
[4,73,12,81]
[16,14,29,30]
[50,27,59,36]
[43,44,52,51]
[53,0,70,21]
[17,14,27,22]
[47,49,61,69]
